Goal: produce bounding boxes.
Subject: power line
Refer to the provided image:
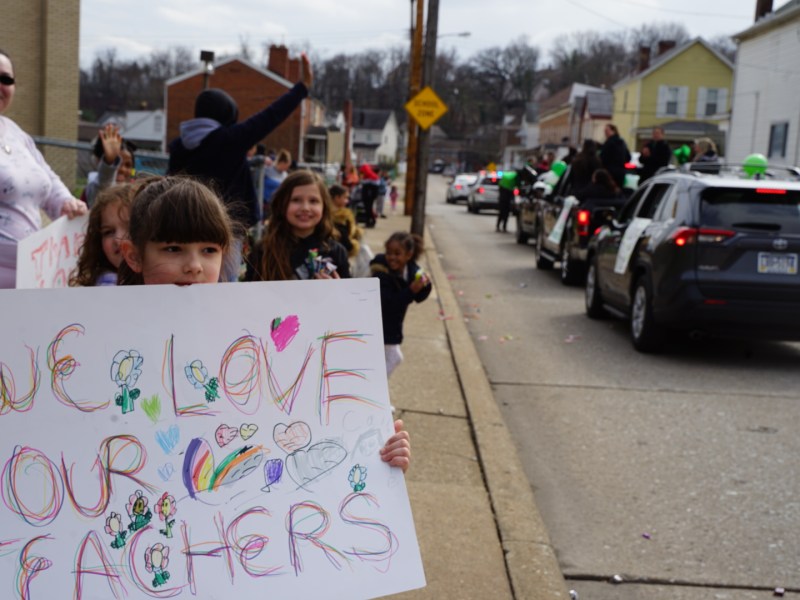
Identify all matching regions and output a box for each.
[562,0,630,28]
[602,0,750,19]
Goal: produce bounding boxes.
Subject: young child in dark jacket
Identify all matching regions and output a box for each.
[370,232,432,377]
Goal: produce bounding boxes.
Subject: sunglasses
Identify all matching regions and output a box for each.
[0,74,14,86]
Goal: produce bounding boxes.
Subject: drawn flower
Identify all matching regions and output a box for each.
[155,492,177,539]
[184,359,219,402]
[348,464,367,492]
[145,543,171,587]
[105,512,128,549]
[111,350,143,387]
[111,350,143,414]
[126,490,152,532]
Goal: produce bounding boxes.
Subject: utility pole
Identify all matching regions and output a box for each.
[404,0,424,216]
[410,0,439,236]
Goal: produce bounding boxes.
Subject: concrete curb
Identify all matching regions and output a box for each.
[423,227,571,600]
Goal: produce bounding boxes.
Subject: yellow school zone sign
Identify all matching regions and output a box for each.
[405,86,448,130]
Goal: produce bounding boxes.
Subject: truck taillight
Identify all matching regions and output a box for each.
[577,209,591,236]
[478,187,485,194]
[514,188,520,196]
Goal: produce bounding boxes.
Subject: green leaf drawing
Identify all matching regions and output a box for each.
[141,395,161,424]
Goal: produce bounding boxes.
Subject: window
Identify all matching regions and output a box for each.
[658,85,688,118]
[705,89,718,116]
[696,87,728,119]
[637,183,672,219]
[769,122,789,159]
[665,87,679,116]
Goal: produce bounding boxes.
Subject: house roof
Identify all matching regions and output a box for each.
[735,0,800,40]
[651,120,721,135]
[165,56,294,89]
[353,109,393,130]
[613,37,734,89]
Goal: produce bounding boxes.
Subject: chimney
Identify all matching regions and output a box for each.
[268,45,289,79]
[638,46,651,72]
[657,40,676,56]
[755,0,773,20]
[287,58,301,83]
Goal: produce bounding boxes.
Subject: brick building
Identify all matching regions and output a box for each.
[165,46,311,160]
[3,0,81,188]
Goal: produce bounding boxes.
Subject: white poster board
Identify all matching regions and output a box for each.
[16,215,88,289]
[613,217,652,274]
[0,280,425,599]
[546,195,579,245]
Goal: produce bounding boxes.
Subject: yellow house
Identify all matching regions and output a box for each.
[612,38,734,154]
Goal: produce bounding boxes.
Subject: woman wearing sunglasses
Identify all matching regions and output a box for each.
[0,49,86,288]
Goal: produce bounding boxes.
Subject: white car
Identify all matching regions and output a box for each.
[446,173,478,203]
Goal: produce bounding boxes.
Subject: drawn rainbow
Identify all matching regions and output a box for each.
[182,438,265,499]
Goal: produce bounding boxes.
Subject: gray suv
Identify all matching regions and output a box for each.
[585,163,800,352]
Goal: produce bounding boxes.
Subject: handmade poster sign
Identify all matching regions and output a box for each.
[16,214,88,289]
[0,280,425,599]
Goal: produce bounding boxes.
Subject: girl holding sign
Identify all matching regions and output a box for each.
[70,184,135,286]
[116,175,410,471]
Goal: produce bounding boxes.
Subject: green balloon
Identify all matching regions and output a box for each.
[550,160,567,177]
[743,153,768,178]
[674,144,692,164]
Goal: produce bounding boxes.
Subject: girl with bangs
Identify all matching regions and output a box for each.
[118,176,233,286]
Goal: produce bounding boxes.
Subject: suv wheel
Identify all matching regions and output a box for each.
[585,257,606,319]
[516,215,529,244]
[534,225,553,270]
[560,244,584,286]
[630,275,664,353]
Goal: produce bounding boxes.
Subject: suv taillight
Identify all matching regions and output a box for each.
[576,209,591,236]
[671,227,735,246]
[478,187,485,194]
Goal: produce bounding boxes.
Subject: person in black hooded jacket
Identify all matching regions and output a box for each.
[599,123,631,188]
[167,54,312,279]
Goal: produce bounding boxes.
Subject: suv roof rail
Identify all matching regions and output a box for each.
[677,162,800,182]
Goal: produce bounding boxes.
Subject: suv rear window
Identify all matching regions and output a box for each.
[479,175,501,187]
[700,188,800,234]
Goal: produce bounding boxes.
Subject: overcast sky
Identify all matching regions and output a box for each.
[80,0,786,69]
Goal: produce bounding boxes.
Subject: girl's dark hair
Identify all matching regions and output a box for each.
[328,183,347,198]
[69,184,135,286]
[118,176,233,285]
[592,168,620,194]
[385,231,424,262]
[258,169,335,281]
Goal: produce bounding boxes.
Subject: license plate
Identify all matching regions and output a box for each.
[758,252,798,275]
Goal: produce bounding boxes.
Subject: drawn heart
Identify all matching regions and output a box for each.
[155,425,180,454]
[286,441,347,489]
[273,422,312,453]
[157,463,175,481]
[240,423,258,440]
[215,424,239,447]
[270,315,300,352]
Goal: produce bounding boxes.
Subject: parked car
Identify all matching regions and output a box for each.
[584,163,800,352]
[466,171,502,213]
[446,173,478,203]
[429,159,446,173]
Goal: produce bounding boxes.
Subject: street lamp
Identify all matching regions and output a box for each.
[200,50,215,89]
[438,32,471,39]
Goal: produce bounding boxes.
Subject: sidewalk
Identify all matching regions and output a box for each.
[359,193,570,599]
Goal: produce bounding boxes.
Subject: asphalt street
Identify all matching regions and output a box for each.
[425,173,800,599]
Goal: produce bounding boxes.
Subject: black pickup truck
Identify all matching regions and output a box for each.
[517,166,627,285]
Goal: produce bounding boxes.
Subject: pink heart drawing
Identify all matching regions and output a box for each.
[273,422,312,454]
[270,315,300,352]
[215,424,239,447]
